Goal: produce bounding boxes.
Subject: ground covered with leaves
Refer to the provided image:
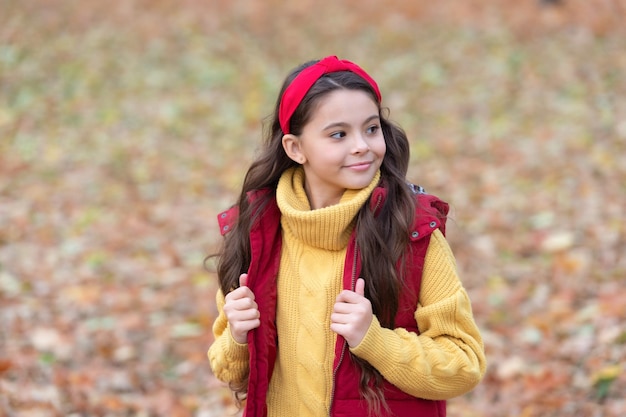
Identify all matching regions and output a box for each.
[1,1,625,416]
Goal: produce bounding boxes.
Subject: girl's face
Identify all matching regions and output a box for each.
[283,89,386,209]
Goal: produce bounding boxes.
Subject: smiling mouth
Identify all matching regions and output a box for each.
[346,161,373,169]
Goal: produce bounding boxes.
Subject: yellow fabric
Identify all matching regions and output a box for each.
[266,167,380,416]
[208,291,250,383]
[207,169,486,415]
[350,229,486,400]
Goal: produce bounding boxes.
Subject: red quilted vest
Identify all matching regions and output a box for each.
[217,186,449,417]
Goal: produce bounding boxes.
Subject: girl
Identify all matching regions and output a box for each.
[208,56,486,417]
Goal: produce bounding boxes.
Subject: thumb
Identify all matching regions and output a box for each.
[239,273,248,287]
[354,278,365,297]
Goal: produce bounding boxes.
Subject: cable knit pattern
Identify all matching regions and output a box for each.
[207,171,486,415]
[266,167,380,417]
[349,229,486,400]
[207,229,485,405]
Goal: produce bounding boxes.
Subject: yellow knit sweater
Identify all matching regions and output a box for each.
[208,168,486,416]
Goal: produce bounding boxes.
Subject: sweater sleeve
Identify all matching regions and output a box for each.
[349,229,486,400]
[207,289,250,384]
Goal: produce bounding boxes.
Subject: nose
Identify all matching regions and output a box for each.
[352,133,369,153]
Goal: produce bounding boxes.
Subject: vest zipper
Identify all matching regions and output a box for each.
[329,338,346,416]
[329,194,381,415]
[329,241,360,416]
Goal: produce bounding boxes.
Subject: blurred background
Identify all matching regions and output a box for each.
[1,0,625,416]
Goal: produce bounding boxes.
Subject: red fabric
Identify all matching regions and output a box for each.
[330,191,448,417]
[278,55,382,134]
[217,189,448,417]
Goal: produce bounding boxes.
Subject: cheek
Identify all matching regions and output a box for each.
[308,148,340,167]
[374,138,387,158]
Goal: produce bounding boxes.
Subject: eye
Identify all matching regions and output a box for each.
[330,131,346,139]
[366,125,380,135]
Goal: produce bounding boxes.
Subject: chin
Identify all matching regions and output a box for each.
[345,179,374,190]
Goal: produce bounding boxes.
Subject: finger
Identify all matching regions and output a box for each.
[332,300,356,314]
[229,296,258,312]
[230,318,260,344]
[336,290,358,304]
[232,307,260,321]
[354,278,365,297]
[224,300,259,324]
[330,311,343,324]
[239,273,248,287]
[330,322,346,335]
[225,286,255,303]
[238,319,261,332]
[331,310,357,325]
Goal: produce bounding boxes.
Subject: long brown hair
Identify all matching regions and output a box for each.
[212,59,415,413]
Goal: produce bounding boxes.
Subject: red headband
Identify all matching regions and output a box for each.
[278,55,382,134]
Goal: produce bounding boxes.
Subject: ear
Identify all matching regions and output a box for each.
[282,134,306,164]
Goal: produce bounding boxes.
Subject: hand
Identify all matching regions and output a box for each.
[223,274,260,344]
[330,278,373,348]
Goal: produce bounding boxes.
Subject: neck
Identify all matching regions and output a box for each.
[304,186,343,210]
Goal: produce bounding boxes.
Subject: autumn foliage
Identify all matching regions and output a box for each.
[1,1,625,416]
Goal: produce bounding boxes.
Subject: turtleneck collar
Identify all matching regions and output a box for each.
[276,167,381,250]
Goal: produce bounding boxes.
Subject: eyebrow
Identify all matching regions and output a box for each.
[322,114,380,131]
